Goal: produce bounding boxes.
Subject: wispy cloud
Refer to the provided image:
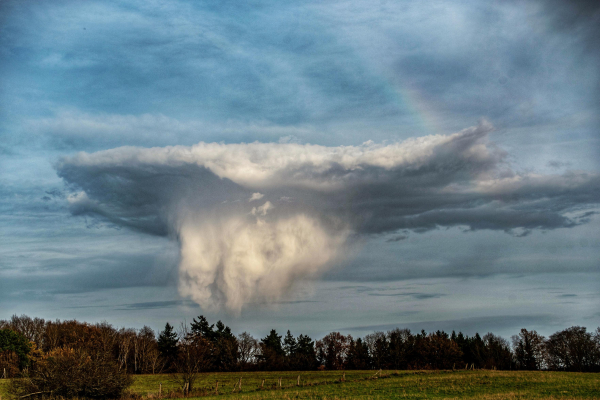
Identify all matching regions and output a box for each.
[116,300,196,310]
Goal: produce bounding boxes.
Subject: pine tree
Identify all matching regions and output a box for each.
[295,334,318,370]
[283,331,297,356]
[188,316,238,371]
[259,329,284,370]
[283,330,298,369]
[190,316,214,340]
[157,322,178,370]
[261,330,284,355]
[213,320,238,371]
[346,337,371,369]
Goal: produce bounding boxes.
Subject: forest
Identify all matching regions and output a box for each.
[2,314,600,381]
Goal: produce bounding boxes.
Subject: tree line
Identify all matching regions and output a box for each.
[1,314,600,382]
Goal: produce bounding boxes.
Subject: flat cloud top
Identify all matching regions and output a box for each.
[54,121,600,312]
[58,120,499,189]
[57,120,599,237]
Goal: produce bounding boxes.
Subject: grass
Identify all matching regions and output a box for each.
[0,379,8,398]
[1,371,597,399]
[129,370,600,400]
[129,371,376,397]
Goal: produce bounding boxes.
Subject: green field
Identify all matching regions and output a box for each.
[1,371,598,399]
[128,370,600,400]
[0,379,8,399]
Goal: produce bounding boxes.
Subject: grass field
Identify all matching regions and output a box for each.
[0,379,8,399]
[1,370,598,399]
[129,370,600,400]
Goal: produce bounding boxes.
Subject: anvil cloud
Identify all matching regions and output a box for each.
[56,121,600,312]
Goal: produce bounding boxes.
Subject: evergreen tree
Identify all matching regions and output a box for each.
[388,328,412,370]
[482,333,514,370]
[262,330,284,354]
[283,330,297,356]
[212,320,238,371]
[190,316,214,340]
[346,337,371,370]
[283,330,297,369]
[259,329,285,370]
[295,334,318,370]
[371,334,390,369]
[157,323,178,370]
[0,328,32,370]
[188,316,238,371]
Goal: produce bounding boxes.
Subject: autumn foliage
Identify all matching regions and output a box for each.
[9,347,132,399]
[0,313,599,400]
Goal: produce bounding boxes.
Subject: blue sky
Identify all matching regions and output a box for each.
[1,0,599,340]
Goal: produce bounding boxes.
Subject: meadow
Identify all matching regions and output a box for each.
[127,370,600,400]
[1,370,598,399]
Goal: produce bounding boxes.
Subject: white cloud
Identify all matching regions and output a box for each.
[251,201,274,216]
[178,213,346,313]
[248,192,264,202]
[56,121,600,312]
[58,119,498,190]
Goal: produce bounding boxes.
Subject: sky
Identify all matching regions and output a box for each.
[1,0,599,341]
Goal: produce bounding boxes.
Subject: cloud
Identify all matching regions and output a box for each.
[367,292,445,300]
[116,300,196,310]
[251,201,273,216]
[55,121,600,312]
[177,213,345,313]
[248,192,264,202]
[547,160,572,169]
[386,235,408,242]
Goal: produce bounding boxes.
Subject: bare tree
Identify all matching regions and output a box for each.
[9,315,46,348]
[94,321,118,355]
[117,328,136,372]
[173,322,211,392]
[147,346,166,374]
[546,326,599,372]
[316,332,350,370]
[237,332,259,368]
[136,326,157,373]
[43,320,61,351]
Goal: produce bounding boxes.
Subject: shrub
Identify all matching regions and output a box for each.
[10,347,132,399]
